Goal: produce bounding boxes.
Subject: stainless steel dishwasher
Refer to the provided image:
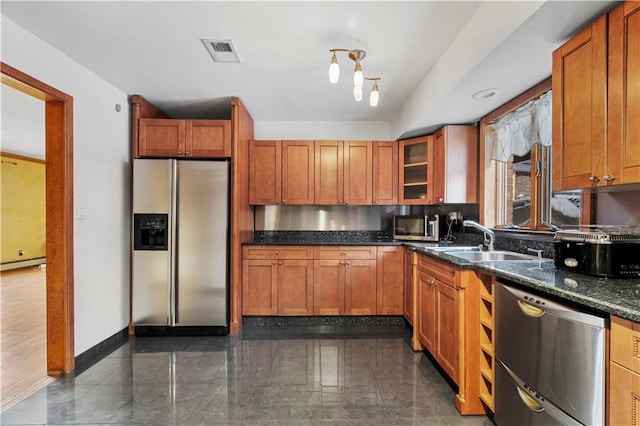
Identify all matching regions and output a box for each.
[495,282,606,426]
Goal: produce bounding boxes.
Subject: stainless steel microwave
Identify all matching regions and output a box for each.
[393,215,440,241]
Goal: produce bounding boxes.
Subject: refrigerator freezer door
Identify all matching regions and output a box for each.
[176,161,229,326]
[132,159,172,325]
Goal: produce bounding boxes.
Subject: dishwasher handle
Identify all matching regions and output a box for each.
[497,359,582,426]
[498,281,606,328]
[517,300,545,318]
[516,387,544,412]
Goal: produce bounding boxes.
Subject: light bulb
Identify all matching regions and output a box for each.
[370,81,379,107]
[353,85,363,102]
[353,61,363,88]
[329,53,339,84]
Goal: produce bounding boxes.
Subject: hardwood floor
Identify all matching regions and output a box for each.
[0,266,53,412]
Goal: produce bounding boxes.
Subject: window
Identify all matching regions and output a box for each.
[481,80,581,230]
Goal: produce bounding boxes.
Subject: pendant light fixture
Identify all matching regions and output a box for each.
[353,85,363,102]
[366,78,380,107]
[328,48,381,106]
[329,51,339,84]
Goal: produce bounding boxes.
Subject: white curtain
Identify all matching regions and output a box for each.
[489,91,551,162]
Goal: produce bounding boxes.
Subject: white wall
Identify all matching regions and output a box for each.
[2,16,131,356]
[255,120,391,140]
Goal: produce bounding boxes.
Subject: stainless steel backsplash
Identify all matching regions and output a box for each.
[254,205,409,231]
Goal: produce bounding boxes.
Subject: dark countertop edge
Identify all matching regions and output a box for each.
[243,241,403,246]
[408,245,640,323]
[476,264,640,322]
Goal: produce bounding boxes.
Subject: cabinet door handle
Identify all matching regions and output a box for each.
[272,261,276,265]
[588,175,600,183]
[345,261,351,266]
[282,200,287,204]
[373,200,378,204]
[603,174,615,182]
[278,261,282,266]
[344,201,349,205]
[185,152,190,156]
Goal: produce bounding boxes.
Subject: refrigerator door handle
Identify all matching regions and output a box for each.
[169,159,178,327]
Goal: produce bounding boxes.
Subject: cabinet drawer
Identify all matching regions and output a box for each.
[243,246,313,260]
[609,361,640,426]
[418,255,456,286]
[611,316,640,373]
[314,246,376,260]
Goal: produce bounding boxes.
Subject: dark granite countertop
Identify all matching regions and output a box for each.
[406,243,640,323]
[244,240,402,246]
[248,230,401,246]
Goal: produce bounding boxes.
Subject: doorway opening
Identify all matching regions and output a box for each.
[1,63,74,407]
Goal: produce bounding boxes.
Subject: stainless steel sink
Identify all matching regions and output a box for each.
[448,250,544,262]
[427,246,481,252]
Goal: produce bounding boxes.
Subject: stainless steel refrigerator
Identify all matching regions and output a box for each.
[132,159,229,335]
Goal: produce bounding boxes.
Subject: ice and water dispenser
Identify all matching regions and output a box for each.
[133,214,168,250]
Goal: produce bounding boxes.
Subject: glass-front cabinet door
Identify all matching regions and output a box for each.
[399,136,433,204]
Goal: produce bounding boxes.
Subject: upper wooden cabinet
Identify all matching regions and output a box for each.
[138,118,231,158]
[553,2,640,190]
[249,140,314,205]
[552,15,607,190]
[433,126,478,203]
[249,140,281,205]
[315,140,372,205]
[399,136,434,204]
[607,2,640,186]
[372,141,399,205]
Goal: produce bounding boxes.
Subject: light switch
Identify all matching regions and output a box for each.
[77,205,86,220]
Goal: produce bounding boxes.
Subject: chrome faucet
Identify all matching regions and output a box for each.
[463,220,495,251]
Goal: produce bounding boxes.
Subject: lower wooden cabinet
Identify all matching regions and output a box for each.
[609,361,640,426]
[417,271,437,354]
[436,281,460,383]
[376,245,404,315]
[417,268,459,383]
[609,315,640,426]
[242,245,402,317]
[242,259,278,315]
[403,248,415,323]
[242,246,313,316]
[277,259,314,316]
[314,247,377,315]
[415,253,484,415]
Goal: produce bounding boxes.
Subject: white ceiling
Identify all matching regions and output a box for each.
[1,1,619,141]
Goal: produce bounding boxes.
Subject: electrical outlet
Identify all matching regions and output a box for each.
[18,249,24,256]
[448,212,461,223]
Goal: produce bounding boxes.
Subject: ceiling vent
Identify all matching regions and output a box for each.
[202,39,241,63]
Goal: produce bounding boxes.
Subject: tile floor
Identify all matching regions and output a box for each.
[1,326,492,425]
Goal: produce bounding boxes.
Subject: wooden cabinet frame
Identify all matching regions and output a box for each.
[414,253,485,415]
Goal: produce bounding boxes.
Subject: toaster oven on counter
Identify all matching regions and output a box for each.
[554,226,640,278]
